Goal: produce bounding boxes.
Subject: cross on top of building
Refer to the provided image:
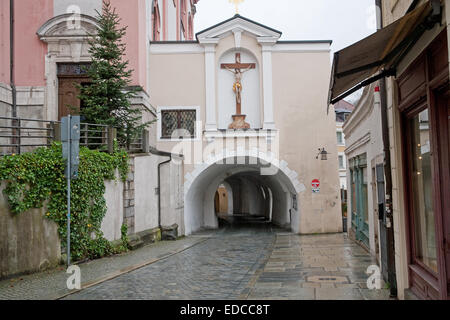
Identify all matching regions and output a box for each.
[229,0,244,15]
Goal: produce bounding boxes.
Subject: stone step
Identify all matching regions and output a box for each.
[128,239,145,251]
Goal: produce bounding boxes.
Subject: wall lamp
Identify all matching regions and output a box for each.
[316,148,330,160]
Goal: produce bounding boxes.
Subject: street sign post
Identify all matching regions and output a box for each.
[61,115,80,266]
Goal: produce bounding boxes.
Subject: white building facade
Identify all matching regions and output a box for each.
[149,15,343,235]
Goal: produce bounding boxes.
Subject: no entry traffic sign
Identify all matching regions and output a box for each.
[312,179,320,193]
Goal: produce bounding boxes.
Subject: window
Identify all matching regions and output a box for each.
[152,2,161,41]
[351,169,356,227]
[188,14,193,40]
[337,131,344,144]
[362,166,368,224]
[336,112,350,122]
[408,108,437,273]
[338,155,345,169]
[180,0,187,39]
[160,108,197,139]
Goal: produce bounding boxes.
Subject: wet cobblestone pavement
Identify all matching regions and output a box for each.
[65,224,276,300]
[64,221,392,300]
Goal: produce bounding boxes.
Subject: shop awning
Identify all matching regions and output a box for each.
[328,0,442,110]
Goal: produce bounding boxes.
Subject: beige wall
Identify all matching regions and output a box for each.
[150,51,205,154]
[150,33,341,235]
[149,53,205,111]
[272,51,342,234]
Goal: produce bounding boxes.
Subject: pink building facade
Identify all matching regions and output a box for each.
[0,0,199,121]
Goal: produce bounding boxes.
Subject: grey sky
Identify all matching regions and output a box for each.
[194,0,377,54]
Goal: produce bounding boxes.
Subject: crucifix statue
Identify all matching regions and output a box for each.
[221,52,255,129]
[229,0,244,15]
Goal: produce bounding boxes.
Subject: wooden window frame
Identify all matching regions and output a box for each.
[398,29,449,300]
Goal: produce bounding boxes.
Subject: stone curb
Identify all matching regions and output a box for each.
[51,237,210,300]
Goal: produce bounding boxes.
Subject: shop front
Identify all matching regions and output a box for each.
[397,29,449,299]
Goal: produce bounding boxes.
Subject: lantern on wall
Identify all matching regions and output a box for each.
[316,148,329,160]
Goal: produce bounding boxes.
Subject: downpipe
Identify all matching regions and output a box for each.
[375,0,397,298]
[10,0,16,118]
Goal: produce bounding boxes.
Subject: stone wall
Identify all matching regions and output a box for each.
[0,183,61,279]
[0,150,185,278]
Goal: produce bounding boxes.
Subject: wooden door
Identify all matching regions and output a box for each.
[58,77,87,120]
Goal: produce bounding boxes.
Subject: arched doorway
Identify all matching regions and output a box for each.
[184,154,304,235]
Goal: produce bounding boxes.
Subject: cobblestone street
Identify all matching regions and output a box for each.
[63,221,391,300]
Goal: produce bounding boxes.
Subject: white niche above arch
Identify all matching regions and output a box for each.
[217,49,261,130]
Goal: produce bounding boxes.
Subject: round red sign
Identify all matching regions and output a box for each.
[311,179,320,188]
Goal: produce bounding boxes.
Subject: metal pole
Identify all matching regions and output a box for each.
[10,0,16,119]
[67,115,71,266]
[375,0,397,297]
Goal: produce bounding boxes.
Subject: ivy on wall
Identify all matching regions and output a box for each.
[0,143,129,261]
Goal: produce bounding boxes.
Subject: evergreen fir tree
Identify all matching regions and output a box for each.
[77,0,149,148]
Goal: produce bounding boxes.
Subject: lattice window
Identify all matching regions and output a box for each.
[57,63,90,76]
[161,109,196,139]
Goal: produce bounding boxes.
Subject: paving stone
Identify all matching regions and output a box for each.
[315,288,364,300]
[359,288,392,300]
[1,223,390,300]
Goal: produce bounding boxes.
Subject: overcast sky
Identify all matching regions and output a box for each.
[194,0,377,103]
[194,0,377,54]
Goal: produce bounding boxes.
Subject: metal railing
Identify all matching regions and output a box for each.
[126,133,145,153]
[0,116,148,156]
[0,116,57,155]
[80,123,109,149]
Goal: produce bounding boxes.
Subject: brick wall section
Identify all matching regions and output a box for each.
[123,156,136,234]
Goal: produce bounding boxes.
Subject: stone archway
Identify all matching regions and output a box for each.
[184,151,305,235]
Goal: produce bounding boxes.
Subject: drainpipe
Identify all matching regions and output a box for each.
[10,0,16,118]
[149,147,183,229]
[376,0,397,298]
[157,155,171,229]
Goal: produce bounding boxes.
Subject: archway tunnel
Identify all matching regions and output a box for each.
[185,156,301,235]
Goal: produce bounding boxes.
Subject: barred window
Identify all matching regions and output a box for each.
[161,109,196,139]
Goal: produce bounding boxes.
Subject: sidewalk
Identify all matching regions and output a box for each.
[0,235,209,300]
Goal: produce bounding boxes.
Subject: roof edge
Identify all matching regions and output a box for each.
[276,40,332,44]
[196,14,282,40]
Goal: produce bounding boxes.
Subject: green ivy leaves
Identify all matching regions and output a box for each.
[0,143,129,262]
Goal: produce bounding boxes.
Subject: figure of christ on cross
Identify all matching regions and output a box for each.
[221,53,255,129]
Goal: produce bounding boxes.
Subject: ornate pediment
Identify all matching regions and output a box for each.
[37,14,99,62]
[196,14,281,44]
[37,13,99,41]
